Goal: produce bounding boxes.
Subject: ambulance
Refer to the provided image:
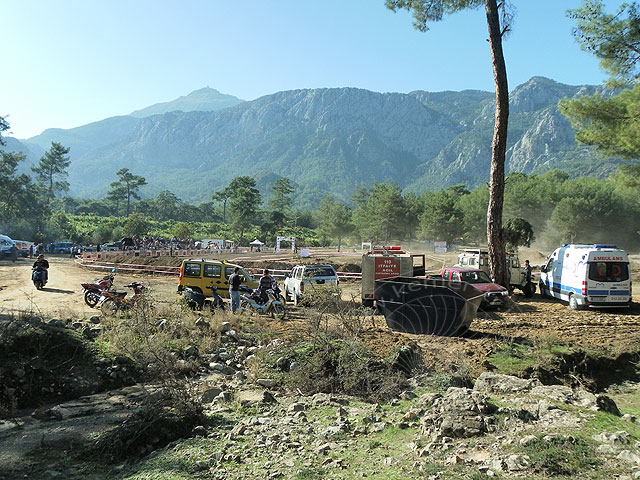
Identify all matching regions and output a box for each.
[539,244,632,310]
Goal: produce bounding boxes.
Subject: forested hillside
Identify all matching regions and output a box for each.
[7,77,622,208]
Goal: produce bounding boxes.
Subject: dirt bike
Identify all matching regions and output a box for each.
[98,282,146,314]
[239,286,286,320]
[32,267,47,290]
[80,271,115,307]
[180,285,225,313]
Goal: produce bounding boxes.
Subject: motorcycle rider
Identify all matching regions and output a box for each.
[33,254,49,284]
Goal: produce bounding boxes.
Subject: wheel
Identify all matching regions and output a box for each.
[271,302,286,320]
[34,280,42,290]
[240,299,251,312]
[100,298,118,314]
[523,282,534,298]
[569,295,580,311]
[84,290,101,308]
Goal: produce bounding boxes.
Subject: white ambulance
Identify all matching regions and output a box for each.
[539,244,632,310]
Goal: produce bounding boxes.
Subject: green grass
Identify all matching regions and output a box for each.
[487,341,572,376]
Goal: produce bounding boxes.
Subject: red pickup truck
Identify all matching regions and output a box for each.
[438,266,510,309]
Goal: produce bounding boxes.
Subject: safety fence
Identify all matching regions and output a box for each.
[76,259,362,280]
[81,248,236,261]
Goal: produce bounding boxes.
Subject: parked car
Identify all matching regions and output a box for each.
[177,258,258,299]
[52,242,74,254]
[101,242,122,251]
[437,266,509,309]
[13,240,33,257]
[0,234,17,261]
[284,264,339,305]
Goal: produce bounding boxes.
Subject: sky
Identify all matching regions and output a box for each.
[0,0,625,139]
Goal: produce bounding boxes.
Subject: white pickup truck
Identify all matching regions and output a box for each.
[284,264,339,305]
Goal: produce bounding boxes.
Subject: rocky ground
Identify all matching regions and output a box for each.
[0,253,638,479]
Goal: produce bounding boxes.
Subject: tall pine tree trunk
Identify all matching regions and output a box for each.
[485,0,509,286]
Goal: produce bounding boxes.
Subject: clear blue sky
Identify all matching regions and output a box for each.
[1,0,623,139]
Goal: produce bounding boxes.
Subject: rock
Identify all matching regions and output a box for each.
[192,425,207,436]
[288,402,306,413]
[262,391,278,404]
[519,435,537,446]
[195,317,210,329]
[219,322,231,333]
[618,450,640,465]
[216,391,234,403]
[201,387,223,403]
[597,444,618,455]
[275,357,289,370]
[623,414,637,423]
[474,373,540,394]
[530,385,597,409]
[32,406,63,421]
[289,361,300,371]
[315,443,331,455]
[72,321,84,330]
[421,388,497,440]
[597,395,621,416]
[445,454,464,465]
[184,345,198,357]
[89,315,101,324]
[47,319,65,328]
[504,455,530,471]
[256,378,277,388]
[593,431,629,446]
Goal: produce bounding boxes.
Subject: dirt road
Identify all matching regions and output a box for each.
[0,256,179,318]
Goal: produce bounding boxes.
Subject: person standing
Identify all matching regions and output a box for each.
[228,267,244,313]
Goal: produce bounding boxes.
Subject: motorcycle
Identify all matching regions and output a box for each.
[98,282,146,314]
[32,267,47,290]
[81,271,116,307]
[239,285,286,320]
[180,285,225,313]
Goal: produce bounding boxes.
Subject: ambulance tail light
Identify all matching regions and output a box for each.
[582,281,587,296]
[300,282,304,293]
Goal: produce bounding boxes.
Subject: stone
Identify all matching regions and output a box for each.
[504,454,530,471]
[216,391,234,403]
[519,435,537,446]
[47,319,65,328]
[275,357,289,370]
[315,443,331,455]
[184,345,198,357]
[623,414,637,423]
[89,315,101,324]
[195,317,210,329]
[256,378,277,388]
[192,425,207,436]
[618,450,640,465]
[593,431,629,446]
[262,391,278,404]
[219,322,231,333]
[288,402,306,413]
[474,372,540,394]
[201,387,223,404]
[596,395,621,416]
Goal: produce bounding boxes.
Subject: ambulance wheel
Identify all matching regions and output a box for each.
[569,295,581,311]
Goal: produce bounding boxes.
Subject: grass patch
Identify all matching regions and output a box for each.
[521,435,600,476]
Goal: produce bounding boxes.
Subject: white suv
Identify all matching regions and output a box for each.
[284,264,339,305]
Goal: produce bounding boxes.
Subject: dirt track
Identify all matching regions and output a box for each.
[1,253,639,378]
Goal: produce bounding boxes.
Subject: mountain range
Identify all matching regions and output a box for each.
[5,78,621,208]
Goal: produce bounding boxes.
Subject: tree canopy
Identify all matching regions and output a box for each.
[31,142,71,200]
[561,1,640,159]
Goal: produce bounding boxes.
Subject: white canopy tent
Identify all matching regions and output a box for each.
[249,239,265,246]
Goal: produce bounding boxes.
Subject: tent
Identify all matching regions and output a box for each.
[249,239,264,246]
